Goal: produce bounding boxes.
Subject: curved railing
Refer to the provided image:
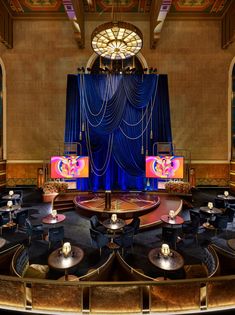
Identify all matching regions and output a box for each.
[0,273,235,314]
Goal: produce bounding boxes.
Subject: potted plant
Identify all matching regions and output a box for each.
[42,181,68,202]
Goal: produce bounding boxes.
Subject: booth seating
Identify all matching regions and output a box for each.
[0,244,21,275]
[211,239,235,275]
[184,245,220,279]
[116,250,156,281]
[79,251,115,282]
[56,251,116,282]
[11,245,49,279]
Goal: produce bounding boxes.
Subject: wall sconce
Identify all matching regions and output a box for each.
[208,202,213,210]
[161,243,170,257]
[62,242,72,258]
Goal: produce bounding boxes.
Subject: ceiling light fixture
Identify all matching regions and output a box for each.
[91,21,143,60]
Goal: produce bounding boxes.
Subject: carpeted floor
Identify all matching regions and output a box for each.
[1,187,235,277]
[1,186,235,313]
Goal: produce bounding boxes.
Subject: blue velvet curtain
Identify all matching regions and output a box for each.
[65,74,172,191]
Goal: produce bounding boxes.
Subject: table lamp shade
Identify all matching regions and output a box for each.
[161,243,170,256]
[7,200,13,208]
[111,214,117,223]
[208,202,213,210]
[51,210,57,218]
[169,210,175,219]
[62,242,72,258]
[224,191,229,197]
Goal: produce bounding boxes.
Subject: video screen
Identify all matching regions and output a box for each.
[51,156,89,179]
[146,156,184,179]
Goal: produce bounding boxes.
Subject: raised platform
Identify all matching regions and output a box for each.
[73,192,183,229]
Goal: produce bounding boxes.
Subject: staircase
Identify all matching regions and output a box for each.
[52,192,79,212]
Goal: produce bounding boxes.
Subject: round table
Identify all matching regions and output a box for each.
[48,245,84,281]
[199,206,222,215]
[102,218,126,249]
[2,194,21,200]
[42,214,66,225]
[217,195,235,201]
[227,239,235,251]
[161,215,184,226]
[148,248,184,278]
[102,218,126,231]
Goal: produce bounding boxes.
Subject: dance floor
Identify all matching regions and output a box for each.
[74,192,183,229]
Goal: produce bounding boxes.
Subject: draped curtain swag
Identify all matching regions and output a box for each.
[65,74,172,191]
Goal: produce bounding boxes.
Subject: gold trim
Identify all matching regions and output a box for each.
[191,160,229,164]
[7,160,43,164]
[0,171,6,175]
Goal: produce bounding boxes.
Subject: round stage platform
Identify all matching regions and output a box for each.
[74,192,183,229]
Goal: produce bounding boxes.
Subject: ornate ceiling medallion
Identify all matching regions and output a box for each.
[91,21,143,60]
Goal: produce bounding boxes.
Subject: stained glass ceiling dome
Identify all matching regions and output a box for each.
[91,21,143,60]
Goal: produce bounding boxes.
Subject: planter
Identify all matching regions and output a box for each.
[42,193,58,203]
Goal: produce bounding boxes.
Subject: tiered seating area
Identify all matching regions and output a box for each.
[0,187,234,314]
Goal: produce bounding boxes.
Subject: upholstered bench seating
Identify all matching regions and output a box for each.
[11,245,49,279]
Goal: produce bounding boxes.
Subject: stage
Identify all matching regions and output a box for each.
[73,192,183,230]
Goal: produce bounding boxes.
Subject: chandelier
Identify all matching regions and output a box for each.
[91,21,143,60]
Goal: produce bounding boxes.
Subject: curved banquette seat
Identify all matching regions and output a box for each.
[203,245,220,277]
[10,244,49,279]
[79,251,115,281]
[184,245,220,279]
[211,238,235,275]
[116,250,156,281]
[0,244,21,275]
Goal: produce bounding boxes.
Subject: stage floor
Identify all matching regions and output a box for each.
[74,192,183,229]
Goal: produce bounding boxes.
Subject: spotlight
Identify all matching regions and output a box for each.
[77,67,85,73]
[104,67,111,73]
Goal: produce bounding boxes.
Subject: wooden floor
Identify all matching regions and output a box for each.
[70,192,183,229]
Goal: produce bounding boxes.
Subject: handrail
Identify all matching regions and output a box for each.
[1,272,235,285]
[0,273,235,313]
